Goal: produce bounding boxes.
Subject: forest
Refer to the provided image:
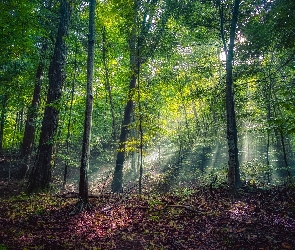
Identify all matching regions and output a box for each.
[0,0,295,249]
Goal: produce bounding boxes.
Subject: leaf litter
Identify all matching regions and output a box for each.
[0,185,295,249]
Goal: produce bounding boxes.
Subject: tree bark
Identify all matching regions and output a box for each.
[111,0,169,192]
[20,43,47,178]
[279,131,291,178]
[27,0,71,194]
[63,43,77,187]
[111,18,138,193]
[221,0,241,195]
[0,94,8,153]
[266,111,271,183]
[111,75,137,193]
[102,27,116,142]
[138,93,143,195]
[78,0,96,207]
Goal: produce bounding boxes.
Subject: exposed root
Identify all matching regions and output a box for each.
[70,198,92,215]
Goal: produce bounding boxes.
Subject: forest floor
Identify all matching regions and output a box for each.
[0,177,295,250]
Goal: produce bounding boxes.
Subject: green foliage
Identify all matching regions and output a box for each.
[268,0,295,50]
[0,244,7,250]
[173,187,194,197]
[6,193,61,219]
[241,160,273,185]
[1,0,295,192]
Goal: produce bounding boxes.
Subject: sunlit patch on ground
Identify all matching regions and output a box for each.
[229,201,254,222]
[0,186,295,249]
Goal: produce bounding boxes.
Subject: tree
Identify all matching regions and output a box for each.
[20,1,55,178]
[19,43,47,178]
[102,26,117,142]
[0,0,39,154]
[235,0,295,183]
[111,22,137,193]
[218,0,241,194]
[27,0,72,194]
[270,0,295,50]
[76,0,96,210]
[111,0,170,193]
[0,94,8,153]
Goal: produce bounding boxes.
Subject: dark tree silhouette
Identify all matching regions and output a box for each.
[75,0,96,211]
[27,0,71,194]
[220,0,241,195]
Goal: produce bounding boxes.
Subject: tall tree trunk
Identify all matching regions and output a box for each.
[63,43,77,187]
[111,26,137,193]
[77,0,96,209]
[220,0,241,195]
[138,113,143,195]
[266,110,271,183]
[16,108,25,133]
[274,97,291,180]
[20,43,47,178]
[102,27,116,142]
[110,0,168,192]
[279,131,291,178]
[27,0,71,194]
[111,75,137,193]
[265,68,273,184]
[0,94,8,153]
[137,54,143,195]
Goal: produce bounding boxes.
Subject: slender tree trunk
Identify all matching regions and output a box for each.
[102,27,116,142]
[279,131,291,178]
[78,0,96,208]
[137,52,143,195]
[272,80,292,180]
[266,121,271,183]
[274,101,291,180]
[0,94,8,153]
[111,0,168,192]
[19,43,47,178]
[111,25,138,193]
[220,0,241,195]
[16,108,25,133]
[111,75,137,192]
[130,119,137,175]
[27,0,71,194]
[138,118,143,194]
[63,41,78,187]
[265,73,272,183]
